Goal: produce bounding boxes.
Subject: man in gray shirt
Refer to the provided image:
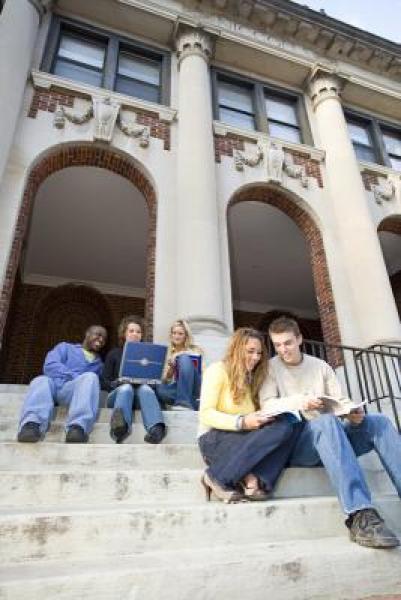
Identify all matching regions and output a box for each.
[260,316,401,549]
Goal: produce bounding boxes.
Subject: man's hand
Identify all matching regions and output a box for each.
[346,408,365,425]
[302,398,324,411]
[243,412,274,430]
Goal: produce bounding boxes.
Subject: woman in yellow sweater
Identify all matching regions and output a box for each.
[198,327,299,503]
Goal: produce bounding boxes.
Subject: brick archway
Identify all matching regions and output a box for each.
[228,185,341,349]
[378,215,401,320]
[0,144,157,343]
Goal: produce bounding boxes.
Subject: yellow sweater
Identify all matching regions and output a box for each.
[198,361,256,436]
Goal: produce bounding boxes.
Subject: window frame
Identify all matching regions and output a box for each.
[212,68,312,146]
[41,15,171,106]
[345,108,401,171]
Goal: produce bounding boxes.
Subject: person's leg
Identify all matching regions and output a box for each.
[206,419,294,489]
[58,372,100,435]
[344,413,401,497]
[290,415,373,515]
[18,375,57,437]
[108,384,134,443]
[135,385,166,443]
[155,382,178,407]
[175,354,198,409]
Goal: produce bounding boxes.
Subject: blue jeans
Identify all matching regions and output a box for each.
[107,383,164,439]
[289,413,401,515]
[18,373,100,434]
[199,419,299,490]
[156,354,201,410]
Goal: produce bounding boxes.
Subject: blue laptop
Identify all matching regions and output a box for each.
[119,342,168,384]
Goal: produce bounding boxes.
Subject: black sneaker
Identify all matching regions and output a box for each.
[17,422,41,443]
[347,508,400,549]
[65,424,88,444]
[144,423,166,444]
[110,408,128,443]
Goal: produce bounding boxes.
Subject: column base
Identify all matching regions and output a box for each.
[186,316,231,366]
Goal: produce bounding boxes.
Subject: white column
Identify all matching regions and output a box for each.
[175,28,227,343]
[0,0,45,182]
[308,69,401,347]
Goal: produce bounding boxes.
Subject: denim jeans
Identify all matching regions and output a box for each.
[344,413,401,498]
[199,419,299,490]
[289,414,376,515]
[107,383,164,438]
[156,354,201,410]
[18,372,100,434]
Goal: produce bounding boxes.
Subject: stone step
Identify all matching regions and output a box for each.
[0,414,198,444]
[0,464,396,509]
[1,537,401,600]
[1,496,400,566]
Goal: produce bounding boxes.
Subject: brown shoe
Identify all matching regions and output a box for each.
[201,471,243,504]
[240,483,270,501]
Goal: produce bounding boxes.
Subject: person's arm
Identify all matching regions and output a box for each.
[43,343,74,382]
[199,363,242,431]
[100,350,120,392]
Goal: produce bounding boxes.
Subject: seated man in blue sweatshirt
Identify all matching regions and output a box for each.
[17,325,107,444]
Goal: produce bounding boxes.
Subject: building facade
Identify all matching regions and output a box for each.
[0,0,401,382]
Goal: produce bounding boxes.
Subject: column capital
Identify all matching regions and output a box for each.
[26,0,54,20]
[306,66,346,110]
[175,28,214,66]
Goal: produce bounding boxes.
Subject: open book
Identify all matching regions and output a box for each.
[260,396,367,419]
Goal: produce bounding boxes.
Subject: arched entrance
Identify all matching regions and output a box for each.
[378,216,401,320]
[228,185,341,349]
[0,144,157,383]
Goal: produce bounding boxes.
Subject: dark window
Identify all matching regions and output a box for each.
[0,0,5,14]
[265,92,301,144]
[115,49,161,103]
[218,79,256,130]
[381,127,401,171]
[345,111,401,171]
[346,118,377,163]
[214,72,309,144]
[44,18,170,105]
[53,32,106,87]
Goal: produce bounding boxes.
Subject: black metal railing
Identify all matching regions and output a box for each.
[302,339,401,432]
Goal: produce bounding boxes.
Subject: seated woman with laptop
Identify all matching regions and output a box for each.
[156,319,203,411]
[101,316,166,444]
[198,328,300,503]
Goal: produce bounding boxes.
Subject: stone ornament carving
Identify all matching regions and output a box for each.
[266,141,309,187]
[93,97,120,142]
[266,141,285,183]
[283,153,309,188]
[234,145,264,171]
[117,111,150,148]
[372,178,396,204]
[176,29,214,65]
[53,96,151,147]
[308,71,344,110]
[53,104,93,128]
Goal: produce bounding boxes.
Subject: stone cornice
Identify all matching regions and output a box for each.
[31,70,177,123]
[118,0,401,83]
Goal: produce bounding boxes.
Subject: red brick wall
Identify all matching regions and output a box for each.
[229,185,342,365]
[0,279,145,384]
[0,143,157,352]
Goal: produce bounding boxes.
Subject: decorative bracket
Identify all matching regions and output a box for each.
[372,178,396,204]
[266,141,309,187]
[233,145,264,171]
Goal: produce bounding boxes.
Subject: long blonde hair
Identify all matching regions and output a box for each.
[223,328,268,407]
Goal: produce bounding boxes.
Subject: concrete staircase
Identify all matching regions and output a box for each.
[1,385,401,599]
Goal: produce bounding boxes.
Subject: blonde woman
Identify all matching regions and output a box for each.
[156,319,203,411]
[198,328,300,503]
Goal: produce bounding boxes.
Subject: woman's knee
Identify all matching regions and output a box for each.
[117,383,133,396]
